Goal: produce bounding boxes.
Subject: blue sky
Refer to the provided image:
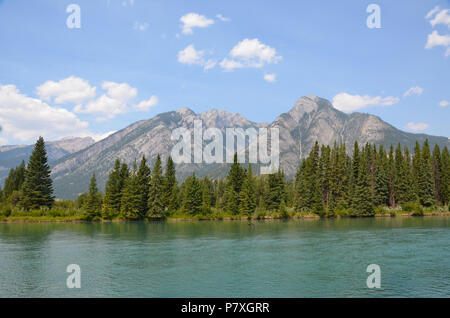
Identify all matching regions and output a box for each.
[0,0,449,145]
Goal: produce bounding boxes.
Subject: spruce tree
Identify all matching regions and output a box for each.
[432,145,442,203]
[182,174,202,215]
[200,177,212,216]
[374,146,389,206]
[120,162,142,220]
[102,159,123,219]
[136,156,151,217]
[441,147,450,205]
[2,161,25,201]
[22,137,54,210]
[162,156,178,214]
[85,173,102,220]
[419,140,434,206]
[148,155,164,218]
[352,158,374,216]
[239,165,257,217]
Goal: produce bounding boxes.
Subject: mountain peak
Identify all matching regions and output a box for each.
[176,107,196,116]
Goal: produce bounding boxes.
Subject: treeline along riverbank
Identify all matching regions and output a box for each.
[0,137,449,222]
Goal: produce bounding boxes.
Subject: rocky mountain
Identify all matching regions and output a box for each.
[0,136,95,183]
[50,95,450,199]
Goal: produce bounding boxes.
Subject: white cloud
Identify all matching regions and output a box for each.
[36,76,96,104]
[219,58,244,71]
[403,86,424,97]
[178,44,217,71]
[406,122,429,132]
[264,73,276,83]
[216,14,230,22]
[429,9,450,28]
[74,81,156,120]
[426,6,441,19]
[203,59,217,71]
[133,21,149,31]
[0,85,89,143]
[332,92,400,112]
[425,30,450,49]
[180,13,214,35]
[439,100,449,107]
[220,38,282,71]
[178,44,204,64]
[134,96,158,111]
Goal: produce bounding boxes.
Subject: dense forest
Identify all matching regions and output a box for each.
[0,137,449,220]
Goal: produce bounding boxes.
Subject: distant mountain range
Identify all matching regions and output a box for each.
[2,95,449,199]
[0,136,95,183]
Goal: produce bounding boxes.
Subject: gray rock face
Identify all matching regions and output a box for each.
[49,95,449,199]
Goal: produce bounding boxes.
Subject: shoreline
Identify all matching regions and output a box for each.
[1,212,449,223]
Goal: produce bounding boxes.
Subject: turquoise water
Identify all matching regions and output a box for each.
[0,217,449,297]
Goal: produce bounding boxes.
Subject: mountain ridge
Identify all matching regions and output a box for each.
[15,95,450,199]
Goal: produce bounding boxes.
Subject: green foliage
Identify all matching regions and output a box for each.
[182,174,202,215]
[84,173,102,220]
[148,155,165,218]
[239,165,257,217]
[21,137,54,210]
[102,159,126,219]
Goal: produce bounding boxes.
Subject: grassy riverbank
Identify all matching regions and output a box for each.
[1,207,449,223]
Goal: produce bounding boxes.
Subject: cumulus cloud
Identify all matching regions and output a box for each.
[220,38,281,71]
[425,30,450,49]
[36,76,96,104]
[178,44,204,64]
[264,73,276,83]
[403,86,424,97]
[332,92,400,113]
[134,96,159,111]
[439,100,449,107]
[216,14,230,22]
[180,13,214,34]
[426,6,441,19]
[74,81,157,120]
[429,8,450,28]
[0,84,89,143]
[133,21,149,31]
[177,44,217,71]
[425,7,450,56]
[406,122,429,132]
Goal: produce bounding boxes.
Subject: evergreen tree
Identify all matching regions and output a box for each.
[200,177,212,215]
[85,173,102,220]
[2,161,25,201]
[136,156,151,217]
[228,152,245,194]
[102,159,126,219]
[120,162,142,220]
[21,137,54,210]
[419,140,435,206]
[148,155,165,218]
[352,157,374,216]
[162,156,178,212]
[182,174,202,215]
[239,165,257,217]
[374,146,389,206]
[432,145,442,203]
[441,147,450,205]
